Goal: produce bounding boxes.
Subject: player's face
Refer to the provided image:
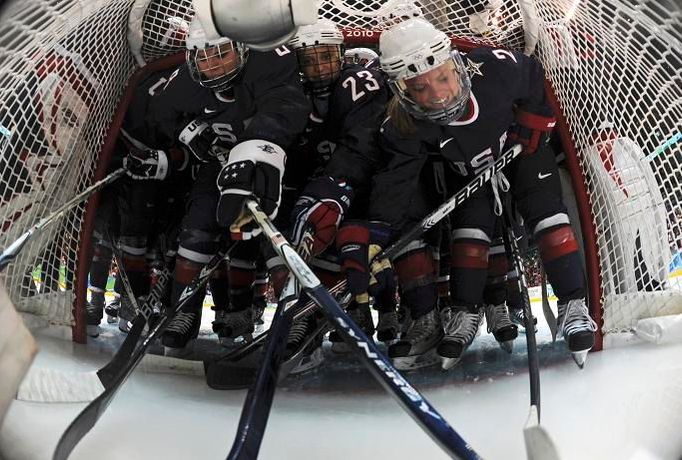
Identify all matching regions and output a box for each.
[196,43,240,80]
[297,45,342,83]
[403,62,462,110]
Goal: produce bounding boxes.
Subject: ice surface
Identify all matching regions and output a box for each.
[1,300,682,460]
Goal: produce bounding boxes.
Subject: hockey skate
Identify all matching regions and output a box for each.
[438,306,483,370]
[510,307,537,333]
[105,295,120,324]
[484,303,518,353]
[161,310,201,352]
[388,308,442,371]
[376,309,400,344]
[557,298,597,368]
[213,308,254,346]
[329,302,374,353]
[281,316,326,377]
[85,292,105,338]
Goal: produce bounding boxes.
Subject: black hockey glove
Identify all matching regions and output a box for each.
[336,221,396,309]
[290,176,353,256]
[123,149,169,180]
[507,105,556,154]
[216,139,286,240]
[179,119,228,163]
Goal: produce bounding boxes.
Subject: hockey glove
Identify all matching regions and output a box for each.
[336,222,371,297]
[179,119,227,163]
[216,139,286,240]
[366,222,396,301]
[123,149,170,180]
[291,176,353,256]
[507,105,556,154]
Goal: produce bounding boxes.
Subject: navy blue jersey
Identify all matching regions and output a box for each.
[286,64,389,196]
[121,67,179,149]
[371,47,550,227]
[145,47,309,157]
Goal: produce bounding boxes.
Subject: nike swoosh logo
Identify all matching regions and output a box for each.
[204,108,218,114]
[439,137,454,149]
[538,172,552,179]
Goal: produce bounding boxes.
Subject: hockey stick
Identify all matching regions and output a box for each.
[0,168,125,273]
[226,233,313,460]
[501,208,560,460]
[540,265,557,342]
[97,231,172,387]
[206,144,523,385]
[52,239,238,460]
[245,199,482,460]
[204,282,350,389]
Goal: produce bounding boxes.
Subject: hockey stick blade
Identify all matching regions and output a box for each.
[53,241,237,460]
[246,199,481,460]
[524,406,561,460]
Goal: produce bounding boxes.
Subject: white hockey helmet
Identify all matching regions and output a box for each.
[344,47,379,66]
[376,1,423,28]
[288,18,345,94]
[186,16,248,91]
[380,18,471,125]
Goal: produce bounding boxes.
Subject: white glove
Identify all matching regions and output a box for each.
[216,139,286,239]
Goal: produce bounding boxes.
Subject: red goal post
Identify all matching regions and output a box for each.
[0,0,680,349]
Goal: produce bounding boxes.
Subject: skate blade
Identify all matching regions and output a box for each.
[219,333,254,347]
[86,325,101,338]
[441,356,462,371]
[287,347,324,376]
[392,349,440,371]
[163,339,196,358]
[571,349,590,369]
[499,340,514,354]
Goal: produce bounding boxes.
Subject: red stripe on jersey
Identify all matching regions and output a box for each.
[537,225,579,262]
[450,241,489,269]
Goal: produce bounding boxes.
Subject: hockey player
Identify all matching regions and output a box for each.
[265,18,392,367]
[371,18,597,369]
[343,47,378,67]
[124,16,309,350]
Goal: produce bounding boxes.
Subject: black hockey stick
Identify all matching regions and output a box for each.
[207,143,523,380]
[501,207,560,460]
[52,239,238,460]
[96,232,172,387]
[244,199,482,460]
[204,281,350,389]
[226,233,313,460]
[0,168,125,273]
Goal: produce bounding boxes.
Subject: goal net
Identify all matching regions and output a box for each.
[0,0,680,348]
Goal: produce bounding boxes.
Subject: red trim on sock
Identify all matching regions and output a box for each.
[450,242,489,269]
[538,226,579,262]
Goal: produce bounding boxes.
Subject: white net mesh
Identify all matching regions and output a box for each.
[0,0,680,340]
